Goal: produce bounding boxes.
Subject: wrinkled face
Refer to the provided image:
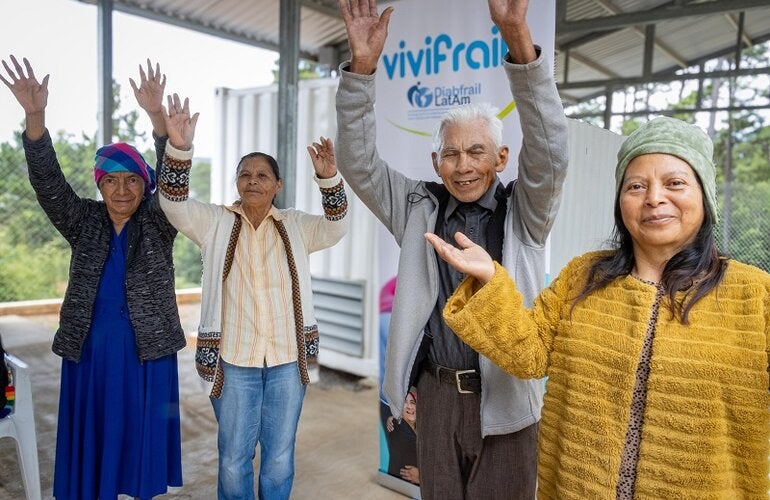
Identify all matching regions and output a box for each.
[236,157,282,210]
[99,172,145,221]
[431,120,508,203]
[619,153,705,259]
[402,392,416,425]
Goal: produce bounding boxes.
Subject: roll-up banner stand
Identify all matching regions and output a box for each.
[375,1,556,497]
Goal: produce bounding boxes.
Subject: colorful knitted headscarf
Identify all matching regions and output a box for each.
[615,116,718,222]
[94,143,156,198]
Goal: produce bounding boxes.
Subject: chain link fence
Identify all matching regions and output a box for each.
[716,180,770,272]
[0,136,204,302]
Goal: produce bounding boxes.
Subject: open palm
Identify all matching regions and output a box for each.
[425,231,496,285]
[1,55,49,115]
[162,94,199,151]
[338,0,394,73]
[307,136,337,179]
[130,59,166,115]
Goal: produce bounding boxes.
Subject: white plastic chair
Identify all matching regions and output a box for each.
[0,354,41,500]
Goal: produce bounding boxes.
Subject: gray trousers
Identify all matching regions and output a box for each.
[416,369,538,500]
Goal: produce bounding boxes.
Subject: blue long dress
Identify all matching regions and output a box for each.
[53,226,183,499]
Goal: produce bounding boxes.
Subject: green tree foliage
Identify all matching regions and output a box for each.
[0,80,206,301]
[272,59,328,82]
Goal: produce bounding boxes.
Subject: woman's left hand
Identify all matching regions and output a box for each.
[307,136,337,179]
[161,93,199,151]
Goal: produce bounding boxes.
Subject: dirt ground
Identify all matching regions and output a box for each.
[0,303,408,500]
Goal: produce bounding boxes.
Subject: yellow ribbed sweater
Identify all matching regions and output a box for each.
[444,251,770,499]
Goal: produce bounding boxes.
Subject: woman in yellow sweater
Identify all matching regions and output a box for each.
[425,116,770,499]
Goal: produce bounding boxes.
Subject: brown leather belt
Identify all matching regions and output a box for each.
[423,361,481,394]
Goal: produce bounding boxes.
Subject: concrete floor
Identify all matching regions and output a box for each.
[0,304,408,500]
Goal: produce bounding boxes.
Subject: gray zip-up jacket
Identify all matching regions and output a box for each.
[335,50,568,436]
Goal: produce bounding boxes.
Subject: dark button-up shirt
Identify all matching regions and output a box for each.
[425,179,501,370]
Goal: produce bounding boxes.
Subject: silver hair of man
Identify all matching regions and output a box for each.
[432,102,504,154]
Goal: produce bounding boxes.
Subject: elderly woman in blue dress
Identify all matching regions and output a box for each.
[1,56,185,499]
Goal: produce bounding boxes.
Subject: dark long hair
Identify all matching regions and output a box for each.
[572,196,727,324]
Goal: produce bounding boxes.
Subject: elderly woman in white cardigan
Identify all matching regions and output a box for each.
[157,95,348,500]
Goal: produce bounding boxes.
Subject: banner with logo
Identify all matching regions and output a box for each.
[374,0,556,496]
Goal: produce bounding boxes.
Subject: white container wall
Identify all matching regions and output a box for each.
[212,78,624,378]
[213,78,382,378]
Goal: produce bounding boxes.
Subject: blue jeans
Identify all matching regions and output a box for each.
[211,360,306,500]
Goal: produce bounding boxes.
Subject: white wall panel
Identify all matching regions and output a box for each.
[550,119,625,279]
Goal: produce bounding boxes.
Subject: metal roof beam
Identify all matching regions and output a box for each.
[568,51,620,78]
[558,64,770,91]
[590,0,688,67]
[302,0,341,19]
[558,0,769,33]
[568,102,770,120]
[77,0,319,60]
[724,13,753,48]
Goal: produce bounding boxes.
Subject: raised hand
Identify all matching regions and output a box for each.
[487,0,529,28]
[130,59,166,114]
[307,136,337,179]
[338,0,394,75]
[130,59,167,135]
[1,55,49,139]
[487,0,535,64]
[424,231,496,285]
[161,93,199,151]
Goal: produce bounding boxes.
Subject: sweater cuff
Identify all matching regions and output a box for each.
[159,142,193,202]
[164,141,194,161]
[313,171,343,188]
[339,61,377,82]
[503,45,546,72]
[316,172,348,221]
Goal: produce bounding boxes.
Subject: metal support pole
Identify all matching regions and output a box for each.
[276,0,300,209]
[733,11,745,71]
[97,0,113,148]
[642,24,655,78]
[603,87,613,130]
[563,47,570,84]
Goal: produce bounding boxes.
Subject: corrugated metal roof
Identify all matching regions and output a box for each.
[556,0,770,104]
[74,0,349,60]
[74,0,770,106]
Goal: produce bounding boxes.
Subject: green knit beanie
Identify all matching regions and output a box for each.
[615,116,718,222]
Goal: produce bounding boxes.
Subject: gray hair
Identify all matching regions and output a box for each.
[432,102,503,154]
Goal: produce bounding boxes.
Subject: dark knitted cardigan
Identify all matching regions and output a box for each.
[22,130,186,362]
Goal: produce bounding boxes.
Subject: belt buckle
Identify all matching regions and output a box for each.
[455,369,476,394]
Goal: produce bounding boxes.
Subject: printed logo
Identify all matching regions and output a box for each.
[407,82,433,108]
